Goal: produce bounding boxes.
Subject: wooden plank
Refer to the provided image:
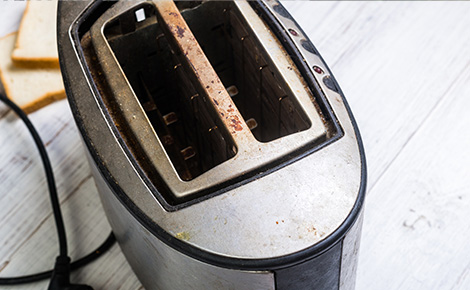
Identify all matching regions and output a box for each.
[1,1,470,290]
[357,63,470,290]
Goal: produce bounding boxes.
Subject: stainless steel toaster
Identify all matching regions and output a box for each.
[58,1,366,289]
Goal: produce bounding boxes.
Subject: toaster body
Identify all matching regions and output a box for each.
[58,1,366,289]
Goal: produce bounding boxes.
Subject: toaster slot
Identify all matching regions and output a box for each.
[83,0,334,204]
[104,4,237,181]
[180,1,311,142]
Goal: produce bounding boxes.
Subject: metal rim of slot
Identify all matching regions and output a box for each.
[86,0,340,205]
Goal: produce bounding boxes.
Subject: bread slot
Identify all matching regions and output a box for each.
[104,3,237,181]
[181,1,311,142]
[82,0,331,203]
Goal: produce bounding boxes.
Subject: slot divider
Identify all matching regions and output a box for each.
[152,0,251,142]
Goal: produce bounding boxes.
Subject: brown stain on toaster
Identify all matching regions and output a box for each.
[176,25,186,38]
[230,115,243,131]
[154,0,250,140]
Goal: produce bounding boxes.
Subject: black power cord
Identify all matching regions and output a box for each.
[0,93,116,289]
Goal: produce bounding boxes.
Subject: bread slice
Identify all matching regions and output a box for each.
[0,32,65,114]
[11,0,59,68]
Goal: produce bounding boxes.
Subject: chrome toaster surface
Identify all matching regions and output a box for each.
[58,1,366,289]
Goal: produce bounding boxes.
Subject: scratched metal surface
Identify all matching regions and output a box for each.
[1,1,470,289]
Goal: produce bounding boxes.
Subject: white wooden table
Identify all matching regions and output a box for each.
[1,1,470,289]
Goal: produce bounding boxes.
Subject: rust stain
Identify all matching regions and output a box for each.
[154,0,248,138]
[307,225,317,233]
[176,25,186,38]
[230,115,243,131]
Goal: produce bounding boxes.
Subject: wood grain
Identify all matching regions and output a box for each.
[1,1,470,289]
[283,1,470,289]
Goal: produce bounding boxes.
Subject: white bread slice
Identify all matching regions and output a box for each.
[11,0,59,68]
[0,32,65,114]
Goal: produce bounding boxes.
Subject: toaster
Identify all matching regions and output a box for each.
[57,1,366,289]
